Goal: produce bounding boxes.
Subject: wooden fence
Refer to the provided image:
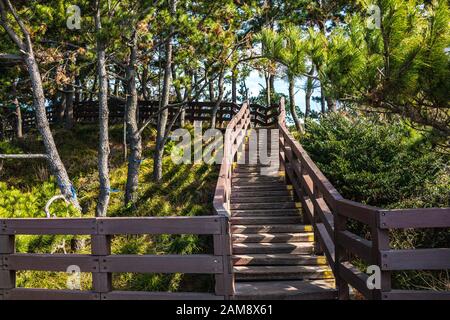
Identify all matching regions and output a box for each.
[2,100,279,136]
[0,216,230,300]
[277,97,450,300]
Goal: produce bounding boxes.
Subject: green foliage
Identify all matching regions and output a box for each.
[0,124,217,292]
[298,113,450,290]
[300,113,449,208]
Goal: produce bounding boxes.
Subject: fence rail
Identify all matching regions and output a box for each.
[0,216,229,300]
[277,97,450,300]
[1,100,279,138]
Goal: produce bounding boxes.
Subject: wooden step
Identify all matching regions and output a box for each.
[233,265,334,281]
[233,177,284,185]
[233,171,281,178]
[232,183,287,191]
[231,202,297,210]
[234,279,337,300]
[231,195,293,204]
[231,209,300,217]
[231,224,313,234]
[232,233,314,243]
[231,190,292,198]
[232,242,314,254]
[230,216,302,225]
[233,254,327,266]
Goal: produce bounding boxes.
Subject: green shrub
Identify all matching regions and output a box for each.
[299,113,450,291]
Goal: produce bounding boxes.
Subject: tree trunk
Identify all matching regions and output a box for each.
[288,75,302,132]
[64,84,74,129]
[208,78,214,101]
[56,91,66,123]
[231,70,237,104]
[265,73,271,107]
[305,66,315,121]
[12,81,22,138]
[124,32,142,205]
[95,0,110,217]
[0,0,79,208]
[210,70,224,129]
[24,54,80,208]
[326,96,336,112]
[320,85,326,114]
[153,0,177,181]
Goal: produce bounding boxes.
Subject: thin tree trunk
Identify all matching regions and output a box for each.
[0,0,80,208]
[288,75,302,132]
[305,66,315,121]
[64,84,74,129]
[95,0,110,217]
[153,0,177,181]
[210,70,224,129]
[320,85,326,114]
[26,55,80,207]
[231,69,237,104]
[208,71,215,101]
[326,96,336,112]
[265,73,271,107]
[125,32,142,205]
[56,91,66,123]
[12,81,22,138]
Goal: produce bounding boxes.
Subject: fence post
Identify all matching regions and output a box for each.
[214,216,234,300]
[91,225,112,300]
[0,235,15,300]
[372,212,391,300]
[312,185,323,255]
[284,146,293,187]
[334,206,350,299]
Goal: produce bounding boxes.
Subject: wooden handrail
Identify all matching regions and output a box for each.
[275,97,450,300]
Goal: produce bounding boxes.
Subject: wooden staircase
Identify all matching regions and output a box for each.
[231,130,337,300]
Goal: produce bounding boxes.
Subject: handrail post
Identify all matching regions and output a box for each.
[372,212,391,300]
[92,224,112,300]
[312,185,323,255]
[214,215,234,299]
[334,205,350,299]
[0,235,15,300]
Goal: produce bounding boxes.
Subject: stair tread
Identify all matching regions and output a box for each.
[233,242,314,252]
[234,279,337,300]
[233,254,328,266]
[231,216,302,225]
[231,224,312,233]
[234,265,332,273]
[233,233,314,243]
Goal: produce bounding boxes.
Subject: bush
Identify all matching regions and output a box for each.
[299,113,450,291]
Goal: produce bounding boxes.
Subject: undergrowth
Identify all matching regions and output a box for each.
[0,123,217,292]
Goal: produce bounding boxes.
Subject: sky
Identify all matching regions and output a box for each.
[243,70,322,115]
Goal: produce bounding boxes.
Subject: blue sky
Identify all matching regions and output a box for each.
[243,70,322,114]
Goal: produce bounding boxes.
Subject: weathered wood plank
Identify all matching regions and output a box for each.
[315,223,335,273]
[380,248,450,270]
[378,208,450,229]
[97,216,221,235]
[336,200,378,226]
[0,218,97,235]
[4,288,99,300]
[100,255,223,274]
[102,291,224,300]
[382,290,450,300]
[339,262,373,300]
[337,231,373,264]
[7,254,98,272]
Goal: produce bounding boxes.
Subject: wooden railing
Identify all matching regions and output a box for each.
[0,216,230,300]
[213,101,252,297]
[277,97,450,300]
[3,100,277,134]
